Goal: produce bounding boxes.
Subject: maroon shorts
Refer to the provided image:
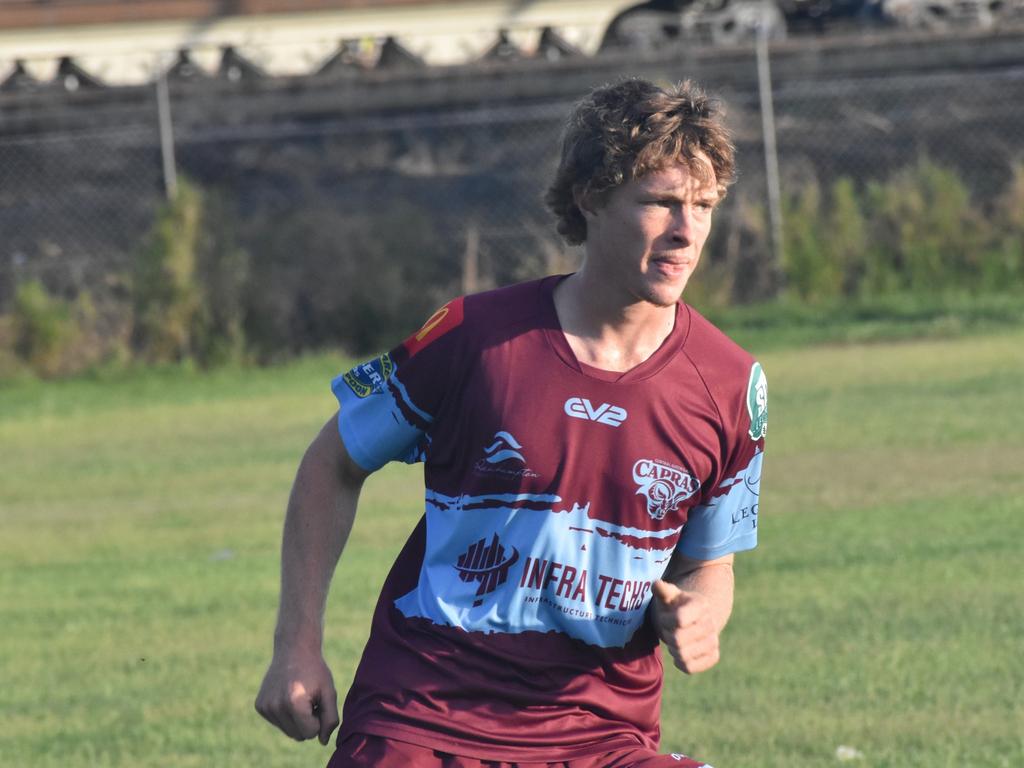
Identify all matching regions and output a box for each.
[326,733,711,768]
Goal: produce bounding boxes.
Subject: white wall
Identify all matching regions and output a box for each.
[0,0,635,85]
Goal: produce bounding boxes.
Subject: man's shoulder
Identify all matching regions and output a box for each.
[681,304,761,414]
[464,276,553,315]
[398,277,552,359]
[683,305,756,370]
[459,275,556,340]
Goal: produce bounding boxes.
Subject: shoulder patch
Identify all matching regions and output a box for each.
[402,297,464,357]
[342,353,394,398]
[746,362,768,441]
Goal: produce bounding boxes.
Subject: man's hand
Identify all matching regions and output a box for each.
[651,579,722,674]
[255,645,340,745]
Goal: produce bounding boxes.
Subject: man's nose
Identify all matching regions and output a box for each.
[670,209,694,245]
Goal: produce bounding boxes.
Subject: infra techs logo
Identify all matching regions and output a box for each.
[455,533,520,607]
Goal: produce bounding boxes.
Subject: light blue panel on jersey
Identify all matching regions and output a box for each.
[677,449,762,560]
[331,355,429,472]
[393,491,682,648]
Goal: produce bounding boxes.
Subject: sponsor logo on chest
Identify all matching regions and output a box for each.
[455,532,520,607]
[473,430,539,479]
[564,397,628,427]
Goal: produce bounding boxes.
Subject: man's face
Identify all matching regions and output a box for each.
[580,159,719,308]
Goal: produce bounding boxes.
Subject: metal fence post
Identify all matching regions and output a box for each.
[756,6,784,286]
[463,220,480,294]
[155,62,178,200]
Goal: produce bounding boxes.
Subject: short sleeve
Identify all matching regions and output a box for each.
[677,362,767,560]
[331,297,465,472]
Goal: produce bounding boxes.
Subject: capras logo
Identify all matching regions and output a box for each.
[633,459,700,521]
[564,397,628,427]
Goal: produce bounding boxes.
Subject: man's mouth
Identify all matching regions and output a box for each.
[651,258,690,276]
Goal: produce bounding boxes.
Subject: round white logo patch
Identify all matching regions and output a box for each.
[746,362,768,441]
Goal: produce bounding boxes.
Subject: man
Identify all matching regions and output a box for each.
[256,77,767,768]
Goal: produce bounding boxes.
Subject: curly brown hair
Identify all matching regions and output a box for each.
[544,78,736,246]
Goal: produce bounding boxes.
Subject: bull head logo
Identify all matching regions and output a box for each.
[632,459,700,521]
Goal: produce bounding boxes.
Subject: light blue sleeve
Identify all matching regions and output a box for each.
[330,353,432,472]
[677,449,761,560]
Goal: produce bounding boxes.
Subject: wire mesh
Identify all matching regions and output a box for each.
[2,43,1022,354]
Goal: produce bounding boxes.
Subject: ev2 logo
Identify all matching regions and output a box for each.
[564,397,628,427]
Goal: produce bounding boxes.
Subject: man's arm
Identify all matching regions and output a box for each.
[651,551,735,675]
[255,414,370,744]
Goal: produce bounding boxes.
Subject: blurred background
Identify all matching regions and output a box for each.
[1,0,1022,375]
[2,5,1023,768]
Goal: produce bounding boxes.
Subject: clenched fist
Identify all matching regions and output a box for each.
[651,579,722,674]
[255,646,340,745]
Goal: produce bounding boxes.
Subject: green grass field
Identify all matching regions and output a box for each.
[2,329,1022,767]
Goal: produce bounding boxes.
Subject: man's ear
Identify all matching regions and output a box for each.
[573,185,600,221]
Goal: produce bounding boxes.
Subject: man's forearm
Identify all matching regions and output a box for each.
[672,558,735,633]
[274,419,365,651]
[256,418,366,744]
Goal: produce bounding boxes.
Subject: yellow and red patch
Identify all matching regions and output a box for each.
[402,297,464,357]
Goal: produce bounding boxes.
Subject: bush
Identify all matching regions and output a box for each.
[132,180,203,363]
[864,157,985,294]
[782,180,838,301]
[132,178,249,366]
[11,280,78,378]
[242,201,458,360]
[769,157,1023,302]
[192,191,250,366]
[824,177,868,298]
[982,161,1024,290]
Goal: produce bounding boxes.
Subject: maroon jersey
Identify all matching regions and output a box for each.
[331,275,766,761]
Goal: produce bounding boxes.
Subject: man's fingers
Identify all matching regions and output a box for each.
[675,599,712,630]
[287,683,322,740]
[317,690,340,746]
[257,683,321,741]
[277,704,308,741]
[255,653,338,743]
[256,696,303,740]
[653,584,721,675]
[653,581,706,631]
[664,632,720,674]
[651,579,682,606]
[668,647,719,675]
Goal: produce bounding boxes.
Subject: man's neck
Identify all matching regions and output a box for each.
[553,272,679,373]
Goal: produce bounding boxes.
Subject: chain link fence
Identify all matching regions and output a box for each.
[2,32,1023,366]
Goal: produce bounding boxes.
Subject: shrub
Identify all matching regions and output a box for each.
[11,280,77,377]
[132,179,250,366]
[982,161,1024,290]
[192,190,250,366]
[863,158,984,294]
[242,201,458,360]
[132,179,203,363]
[781,180,836,301]
[824,177,868,298]
[771,158,1021,302]
[690,193,773,307]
